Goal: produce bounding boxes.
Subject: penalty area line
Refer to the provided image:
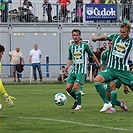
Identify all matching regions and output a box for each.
[0,115,131,131]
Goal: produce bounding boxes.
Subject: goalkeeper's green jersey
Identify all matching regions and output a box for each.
[100,49,110,67]
[68,42,93,74]
[107,34,133,71]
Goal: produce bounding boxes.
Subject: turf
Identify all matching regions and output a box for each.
[0,83,133,133]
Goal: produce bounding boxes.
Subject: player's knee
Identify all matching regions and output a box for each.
[93,75,104,82]
[110,82,116,91]
[73,83,80,91]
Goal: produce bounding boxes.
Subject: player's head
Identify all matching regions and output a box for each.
[108,41,113,50]
[0,44,5,58]
[120,23,131,40]
[72,29,81,44]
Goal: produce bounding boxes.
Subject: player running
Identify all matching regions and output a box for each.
[65,29,100,110]
[92,22,133,112]
[100,41,129,113]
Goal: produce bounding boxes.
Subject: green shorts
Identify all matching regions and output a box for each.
[104,79,122,92]
[66,73,85,85]
[100,68,133,91]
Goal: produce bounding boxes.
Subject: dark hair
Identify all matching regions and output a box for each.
[120,23,131,31]
[72,29,81,36]
[62,66,65,68]
[0,45,5,52]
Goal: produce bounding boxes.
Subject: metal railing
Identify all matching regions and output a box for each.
[0,2,132,24]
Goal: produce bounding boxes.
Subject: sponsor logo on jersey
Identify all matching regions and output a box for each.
[73,51,82,58]
[116,43,126,51]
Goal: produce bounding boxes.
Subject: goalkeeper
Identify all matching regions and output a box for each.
[0,44,15,110]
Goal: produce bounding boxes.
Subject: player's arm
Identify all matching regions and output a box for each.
[91,54,100,68]
[65,59,72,69]
[92,35,107,42]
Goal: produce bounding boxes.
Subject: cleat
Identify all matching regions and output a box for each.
[100,102,112,112]
[71,101,78,109]
[106,108,116,113]
[5,96,14,108]
[75,105,82,110]
[120,100,128,111]
[80,91,85,96]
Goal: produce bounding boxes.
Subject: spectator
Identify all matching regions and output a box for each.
[100,42,107,54]
[58,66,69,82]
[20,0,34,22]
[90,0,100,4]
[56,0,71,22]
[9,47,24,82]
[29,44,43,82]
[121,0,132,22]
[75,0,84,22]
[42,0,52,22]
[0,0,12,22]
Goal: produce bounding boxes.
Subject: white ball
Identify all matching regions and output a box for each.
[0,104,3,110]
[54,93,67,106]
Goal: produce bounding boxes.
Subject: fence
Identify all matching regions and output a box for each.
[0,2,133,23]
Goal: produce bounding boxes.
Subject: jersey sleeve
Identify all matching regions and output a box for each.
[107,34,118,41]
[84,43,93,56]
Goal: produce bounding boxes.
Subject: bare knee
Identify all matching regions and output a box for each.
[73,82,80,91]
[110,82,116,91]
[66,83,73,92]
[94,75,105,83]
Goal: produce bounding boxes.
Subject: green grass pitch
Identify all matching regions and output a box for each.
[0,82,133,133]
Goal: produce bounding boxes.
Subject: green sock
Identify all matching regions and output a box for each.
[94,82,109,103]
[116,100,121,106]
[110,90,117,108]
[68,89,76,100]
[75,90,81,105]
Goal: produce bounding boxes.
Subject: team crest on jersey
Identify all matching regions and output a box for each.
[115,43,126,51]
[73,51,82,58]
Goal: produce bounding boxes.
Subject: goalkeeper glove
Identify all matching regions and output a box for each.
[5,95,15,108]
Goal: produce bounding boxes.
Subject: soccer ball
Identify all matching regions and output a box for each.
[54,93,67,106]
[0,104,3,110]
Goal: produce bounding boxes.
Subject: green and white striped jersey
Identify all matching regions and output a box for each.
[68,42,93,74]
[107,34,133,71]
[100,49,110,67]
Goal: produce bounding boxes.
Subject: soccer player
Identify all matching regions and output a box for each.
[65,29,100,110]
[0,44,15,110]
[100,41,128,113]
[92,22,133,112]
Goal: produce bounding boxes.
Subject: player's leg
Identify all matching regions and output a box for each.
[73,73,84,110]
[94,69,113,112]
[66,73,77,108]
[79,74,85,95]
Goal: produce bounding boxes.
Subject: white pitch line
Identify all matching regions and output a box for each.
[0,115,132,132]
